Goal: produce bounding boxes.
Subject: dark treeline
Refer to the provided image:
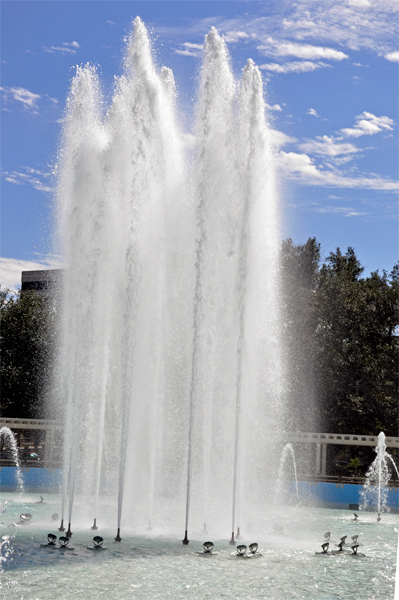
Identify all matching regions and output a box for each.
[0,288,56,419]
[281,238,398,437]
[1,240,398,438]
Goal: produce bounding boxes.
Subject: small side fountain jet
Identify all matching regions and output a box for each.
[352,513,359,521]
[35,496,45,504]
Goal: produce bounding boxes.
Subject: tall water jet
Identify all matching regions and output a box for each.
[184,26,237,545]
[54,18,283,540]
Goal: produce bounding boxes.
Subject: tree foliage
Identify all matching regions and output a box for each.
[281,240,399,436]
[0,289,56,419]
[1,244,398,437]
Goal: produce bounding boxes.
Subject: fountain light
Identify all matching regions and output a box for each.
[59,536,69,548]
[203,541,214,553]
[236,544,247,556]
[47,534,57,545]
[248,543,258,554]
[93,536,103,548]
[19,513,32,524]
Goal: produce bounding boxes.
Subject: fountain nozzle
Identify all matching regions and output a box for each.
[114,528,122,542]
[91,518,98,530]
[58,519,65,532]
[66,523,72,538]
[229,531,235,545]
[182,530,189,545]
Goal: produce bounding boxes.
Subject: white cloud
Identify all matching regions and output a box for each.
[315,205,369,217]
[159,2,397,60]
[43,42,80,55]
[175,49,201,58]
[260,61,331,74]
[107,20,116,26]
[183,42,204,50]
[258,38,348,60]
[341,111,395,137]
[385,51,399,62]
[307,108,319,117]
[299,135,361,157]
[223,31,249,43]
[0,258,61,291]
[269,129,297,147]
[2,167,53,193]
[266,103,283,111]
[348,0,370,6]
[175,42,203,57]
[1,86,41,112]
[277,151,399,191]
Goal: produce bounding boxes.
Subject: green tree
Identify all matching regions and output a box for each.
[0,288,55,418]
[315,249,398,435]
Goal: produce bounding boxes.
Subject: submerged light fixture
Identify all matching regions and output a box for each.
[248,543,258,554]
[47,533,57,545]
[236,544,247,556]
[59,536,70,548]
[93,536,104,548]
[203,541,214,553]
[19,513,32,523]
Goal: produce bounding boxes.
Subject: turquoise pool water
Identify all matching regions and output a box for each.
[1,493,397,599]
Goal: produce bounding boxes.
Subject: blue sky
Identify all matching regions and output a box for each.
[1,0,398,289]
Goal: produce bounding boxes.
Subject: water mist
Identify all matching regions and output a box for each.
[54,17,283,541]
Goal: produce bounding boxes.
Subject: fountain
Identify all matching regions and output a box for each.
[360,432,398,520]
[0,427,24,492]
[0,18,397,599]
[275,443,299,502]
[54,17,282,541]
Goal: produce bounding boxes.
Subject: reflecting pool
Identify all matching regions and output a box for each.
[1,493,397,599]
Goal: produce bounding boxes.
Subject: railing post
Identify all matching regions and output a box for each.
[321,443,327,476]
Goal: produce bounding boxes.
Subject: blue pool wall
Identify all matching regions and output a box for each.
[0,468,398,511]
